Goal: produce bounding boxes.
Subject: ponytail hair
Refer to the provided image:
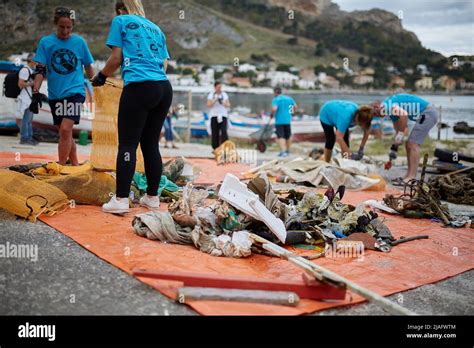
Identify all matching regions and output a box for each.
[116,0,146,17]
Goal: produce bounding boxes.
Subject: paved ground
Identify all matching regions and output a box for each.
[1,135,473,315]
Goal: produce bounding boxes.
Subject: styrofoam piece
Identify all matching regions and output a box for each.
[363,200,399,214]
[218,174,287,243]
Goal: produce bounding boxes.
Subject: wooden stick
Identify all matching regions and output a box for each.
[426,194,450,225]
[445,166,473,177]
[419,154,429,186]
[250,233,417,315]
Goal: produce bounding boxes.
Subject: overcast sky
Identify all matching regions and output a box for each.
[333,0,474,56]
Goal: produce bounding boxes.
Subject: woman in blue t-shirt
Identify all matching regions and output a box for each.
[30,7,95,166]
[319,100,374,162]
[380,94,438,183]
[92,0,173,214]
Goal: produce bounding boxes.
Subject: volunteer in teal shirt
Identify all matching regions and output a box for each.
[105,14,170,85]
[34,34,94,100]
[271,87,297,157]
[30,7,95,167]
[319,100,374,162]
[92,0,173,215]
[382,94,430,122]
[380,93,438,182]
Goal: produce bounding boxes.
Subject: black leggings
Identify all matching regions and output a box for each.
[210,117,228,149]
[116,80,173,198]
[321,122,350,150]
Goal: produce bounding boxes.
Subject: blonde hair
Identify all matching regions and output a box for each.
[116,0,146,17]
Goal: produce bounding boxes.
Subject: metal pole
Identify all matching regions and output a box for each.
[437,106,442,140]
[187,90,193,143]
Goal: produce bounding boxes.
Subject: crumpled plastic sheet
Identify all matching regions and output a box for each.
[249,157,381,191]
[132,211,192,245]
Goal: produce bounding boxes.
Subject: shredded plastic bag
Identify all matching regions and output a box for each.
[133,173,179,196]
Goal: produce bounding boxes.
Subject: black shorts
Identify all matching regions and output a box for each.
[275,124,291,140]
[49,94,86,126]
[321,122,350,150]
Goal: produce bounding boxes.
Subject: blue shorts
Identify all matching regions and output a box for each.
[49,94,86,126]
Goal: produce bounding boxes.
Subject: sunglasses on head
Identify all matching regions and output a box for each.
[55,8,72,16]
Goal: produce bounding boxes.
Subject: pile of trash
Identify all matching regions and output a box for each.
[132,172,413,258]
[242,156,385,191]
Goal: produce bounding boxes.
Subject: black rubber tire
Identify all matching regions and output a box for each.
[257,141,267,153]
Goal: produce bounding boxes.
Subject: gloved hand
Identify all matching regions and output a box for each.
[29,92,42,114]
[351,147,364,161]
[91,71,107,87]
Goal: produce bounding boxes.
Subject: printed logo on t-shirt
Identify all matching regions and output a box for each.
[51,49,78,75]
[126,22,139,30]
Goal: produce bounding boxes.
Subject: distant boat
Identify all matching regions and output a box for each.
[0,72,93,136]
[174,112,326,142]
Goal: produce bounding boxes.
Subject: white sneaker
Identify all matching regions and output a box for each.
[102,195,129,214]
[140,194,161,210]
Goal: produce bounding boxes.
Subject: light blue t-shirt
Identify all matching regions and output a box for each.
[272,95,296,125]
[319,100,358,133]
[35,34,94,100]
[106,14,170,86]
[383,94,430,122]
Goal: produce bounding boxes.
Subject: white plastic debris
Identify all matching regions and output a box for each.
[232,231,252,252]
[363,200,399,214]
[218,174,287,243]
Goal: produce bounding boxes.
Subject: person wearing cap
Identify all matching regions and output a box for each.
[380,93,438,183]
[30,6,95,165]
[319,100,373,162]
[17,53,37,145]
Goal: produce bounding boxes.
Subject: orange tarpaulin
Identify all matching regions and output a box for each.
[1,152,473,315]
[0,152,249,185]
[37,192,473,315]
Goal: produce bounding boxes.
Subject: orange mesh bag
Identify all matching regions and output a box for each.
[91,80,145,172]
[0,169,69,222]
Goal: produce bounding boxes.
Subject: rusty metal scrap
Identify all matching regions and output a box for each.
[383,155,464,225]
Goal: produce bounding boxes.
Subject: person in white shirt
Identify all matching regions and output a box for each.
[18,53,37,145]
[207,81,231,149]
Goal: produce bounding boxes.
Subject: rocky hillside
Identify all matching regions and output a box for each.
[0,0,443,70]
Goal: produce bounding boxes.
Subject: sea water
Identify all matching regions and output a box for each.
[174,92,474,141]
